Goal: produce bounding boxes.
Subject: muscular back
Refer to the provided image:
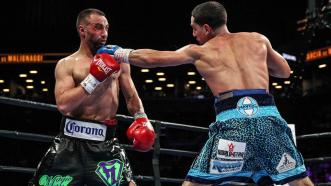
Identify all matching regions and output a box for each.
[126,31,289,96]
[195,32,269,95]
[54,52,120,120]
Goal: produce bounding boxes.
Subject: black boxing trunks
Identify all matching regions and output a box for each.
[29,116,135,186]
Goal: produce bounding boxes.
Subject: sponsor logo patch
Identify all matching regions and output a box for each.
[95,159,124,186]
[217,139,246,160]
[236,96,259,117]
[276,153,296,173]
[210,159,244,174]
[39,175,73,186]
[64,118,106,141]
[210,139,246,174]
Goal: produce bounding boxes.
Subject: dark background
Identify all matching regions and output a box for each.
[1,0,331,185]
[0,0,307,52]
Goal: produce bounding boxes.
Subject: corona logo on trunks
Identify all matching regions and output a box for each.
[95,159,124,186]
[236,96,259,117]
[64,118,107,141]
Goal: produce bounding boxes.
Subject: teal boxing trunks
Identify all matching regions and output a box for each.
[186,89,307,185]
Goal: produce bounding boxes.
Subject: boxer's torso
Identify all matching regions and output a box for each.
[62,51,120,120]
[194,32,270,96]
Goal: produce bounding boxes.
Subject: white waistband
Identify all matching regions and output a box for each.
[63,118,107,141]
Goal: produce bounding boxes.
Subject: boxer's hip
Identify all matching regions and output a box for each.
[213,89,281,122]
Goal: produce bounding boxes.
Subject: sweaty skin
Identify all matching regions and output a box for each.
[125,15,314,186]
[129,30,290,96]
[55,52,119,119]
[54,13,143,129]
[33,11,140,186]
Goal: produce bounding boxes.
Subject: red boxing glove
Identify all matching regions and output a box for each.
[127,115,155,152]
[81,53,120,94]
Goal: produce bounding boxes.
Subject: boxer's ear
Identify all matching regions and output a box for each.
[202,24,212,35]
[78,25,86,36]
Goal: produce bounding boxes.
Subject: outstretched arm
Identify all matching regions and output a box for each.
[97,44,200,68]
[129,45,197,68]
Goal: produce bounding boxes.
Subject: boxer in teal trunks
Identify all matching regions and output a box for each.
[97,1,314,185]
[186,89,307,185]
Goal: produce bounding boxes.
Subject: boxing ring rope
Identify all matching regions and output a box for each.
[296,132,331,140]
[0,96,202,185]
[0,96,207,132]
[0,165,185,184]
[1,96,331,185]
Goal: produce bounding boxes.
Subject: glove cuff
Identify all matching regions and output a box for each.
[80,74,101,94]
[134,111,147,120]
[114,48,133,64]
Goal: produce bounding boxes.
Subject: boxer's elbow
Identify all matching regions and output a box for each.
[57,103,71,115]
[269,68,291,78]
[279,65,291,78]
[268,61,291,78]
[283,69,291,78]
